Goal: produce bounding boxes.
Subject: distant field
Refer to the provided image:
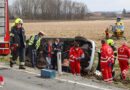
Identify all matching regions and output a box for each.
[10,20,130,48]
[8,20,130,88]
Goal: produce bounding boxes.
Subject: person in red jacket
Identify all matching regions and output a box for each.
[100,40,114,82]
[118,41,130,79]
[69,41,85,76]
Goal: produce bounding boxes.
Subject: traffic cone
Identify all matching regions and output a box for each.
[0,76,5,87]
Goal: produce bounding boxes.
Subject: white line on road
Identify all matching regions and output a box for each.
[0,65,111,90]
[55,78,111,90]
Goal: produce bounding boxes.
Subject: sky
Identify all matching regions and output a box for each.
[8,0,130,12]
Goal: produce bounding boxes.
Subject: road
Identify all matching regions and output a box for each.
[0,66,125,90]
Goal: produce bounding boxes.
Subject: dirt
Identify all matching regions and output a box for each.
[9,20,130,89]
[10,20,130,47]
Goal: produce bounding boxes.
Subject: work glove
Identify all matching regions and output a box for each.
[81,56,85,59]
[109,63,112,67]
[76,56,84,61]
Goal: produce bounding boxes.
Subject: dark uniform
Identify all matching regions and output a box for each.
[10,24,26,69]
[52,42,63,70]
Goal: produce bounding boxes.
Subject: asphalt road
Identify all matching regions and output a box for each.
[0,66,125,90]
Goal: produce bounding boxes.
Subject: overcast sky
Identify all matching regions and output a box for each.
[8,0,130,12]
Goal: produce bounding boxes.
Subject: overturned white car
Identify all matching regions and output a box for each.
[26,36,96,71]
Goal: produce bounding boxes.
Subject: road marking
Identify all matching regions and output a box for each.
[55,78,110,90]
[0,65,111,90]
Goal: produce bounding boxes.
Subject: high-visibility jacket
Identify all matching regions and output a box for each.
[100,43,114,64]
[115,22,123,26]
[69,46,84,62]
[11,23,16,28]
[28,35,41,50]
[113,22,125,32]
[118,45,130,61]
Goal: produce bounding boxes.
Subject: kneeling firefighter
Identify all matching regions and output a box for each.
[10,18,26,69]
[28,31,45,67]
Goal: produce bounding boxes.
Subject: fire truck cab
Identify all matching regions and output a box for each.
[0,0,10,56]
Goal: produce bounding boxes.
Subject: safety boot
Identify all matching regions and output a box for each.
[10,61,13,68]
[19,65,26,69]
[10,60,16,68]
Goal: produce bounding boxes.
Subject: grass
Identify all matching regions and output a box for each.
[0,56,19,65]
[0,56,10,64]
[8,20,130,89]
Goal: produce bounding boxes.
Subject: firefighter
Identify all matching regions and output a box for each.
[10,18,26,69]
[107,39,117,77]
[118,41,130,79]
[28,31,45,67]
[69,41,85,76]
[100,40,114,82]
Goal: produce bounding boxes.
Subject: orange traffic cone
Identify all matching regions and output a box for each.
[0,76,5,87]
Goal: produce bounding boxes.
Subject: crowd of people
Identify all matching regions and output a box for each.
[9,18,130,83]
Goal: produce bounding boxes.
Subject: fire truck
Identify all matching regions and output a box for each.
[0,0,10,56]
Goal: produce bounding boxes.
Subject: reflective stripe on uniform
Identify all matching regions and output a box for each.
[20,62,25,65]
[104,78,113,82]
[109,78,113,80]
[69,59,74,62]
[101,60,109,63]
[111,55,114,57]
[101,57,107,59]
[118,55,128,57]
[101,57,111,63]
[35,38,41,50]
[118,58,129,60]
[104,79,109,82]
[70,55,73,57]
[10,33,14,37]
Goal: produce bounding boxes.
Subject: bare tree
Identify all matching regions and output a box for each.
[10,0,88,20]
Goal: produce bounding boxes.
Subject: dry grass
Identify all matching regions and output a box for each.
[10,20,130,48]
[9,20,130,88]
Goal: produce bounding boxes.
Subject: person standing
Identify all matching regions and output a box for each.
[43,40,53,69]
[28,31,45,67]
[107,39,117,77]
[118,41,130,79]
[10,18,26,69]
[100,40,114,82]
[69,41,85,76]
[52,39,63,70]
